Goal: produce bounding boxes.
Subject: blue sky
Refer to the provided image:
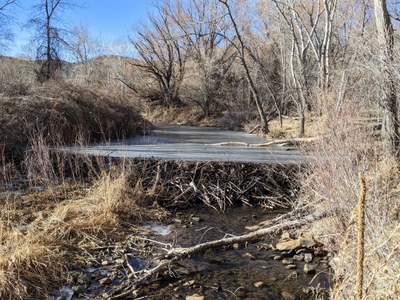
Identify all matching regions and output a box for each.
[7,0,154,57]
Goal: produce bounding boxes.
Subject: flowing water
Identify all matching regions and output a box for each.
[146,205,331,299]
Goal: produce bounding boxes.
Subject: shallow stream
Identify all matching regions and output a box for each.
[148,205,331,299]
[55,205,331,299]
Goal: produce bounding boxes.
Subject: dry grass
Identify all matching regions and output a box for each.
[0,162,165,299]
[0,81,151,161]
[143,104,219,127]
[40,172,162,241]
[0,197,65,300]
[298,103,400,299]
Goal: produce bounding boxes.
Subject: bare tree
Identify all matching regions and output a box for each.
[28,0,75,82]
[66,24,107,85]
[129,2,185,106]
[373,0,399,156]
[165,0,235,117]
[0,0,17,52]
[218,0,269,133]
[271,0,338,136]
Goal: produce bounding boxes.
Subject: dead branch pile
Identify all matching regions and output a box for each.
[125,159,299,211]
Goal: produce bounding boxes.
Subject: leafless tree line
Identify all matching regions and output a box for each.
[0,0,399,154]
[125,0,399,153]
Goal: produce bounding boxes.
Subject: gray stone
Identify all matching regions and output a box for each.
[77,273,90,285]
[303,263,317,274]
[232,243,241,249]
[299,238,316,248]
[267,276,278,282]
[191,216,201,222]
[304,253,313,263]
[242,252,255,259]
[293,254,304,261]
[71,285,84,294]
[285,264,297,269]
[282,259,294,265]
[253,281,265,288]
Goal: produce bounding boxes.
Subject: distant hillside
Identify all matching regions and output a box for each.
[0,55,144,93]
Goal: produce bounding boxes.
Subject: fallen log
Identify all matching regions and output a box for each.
[208,137,319,148]
[208,141,250,147]
[110,209,326,299]
[249,137,318,147]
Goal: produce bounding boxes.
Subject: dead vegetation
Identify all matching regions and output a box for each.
[0,165,166,299]
[298,105,400,299]
[124,160,298,211]
[0,137,298,299]
[0,81,151,161]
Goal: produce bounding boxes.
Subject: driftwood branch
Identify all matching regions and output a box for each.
[110,210,326,299]
[208,137,318,148]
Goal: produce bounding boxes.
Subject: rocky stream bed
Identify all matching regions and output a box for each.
[52,205,331,300]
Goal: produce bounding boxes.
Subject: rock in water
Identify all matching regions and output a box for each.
[281,290,296,300]
[303,263,317,274]
[276,239,301,251]
[304,253,313,263]
[186,295,204,300]
[253,281,265,288]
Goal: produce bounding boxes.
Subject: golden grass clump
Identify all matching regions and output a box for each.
[0,225,64,300]
[299,104,400,299]
[39,173,155,240]
[0,167,164,299]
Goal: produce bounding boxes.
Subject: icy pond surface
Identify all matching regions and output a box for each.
[60,125,302,164]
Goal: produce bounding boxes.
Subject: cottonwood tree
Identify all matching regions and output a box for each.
[373,0,399,156]
[218,0,270,133]
[28,0,75,82]
[165,0,236,117]
[271,0,337,136]
[129,2,185,106]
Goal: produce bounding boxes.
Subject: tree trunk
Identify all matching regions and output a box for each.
[373,0,399,157]
[299,108,305,137]
[219,0,269,134]
[321,0,336,91]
